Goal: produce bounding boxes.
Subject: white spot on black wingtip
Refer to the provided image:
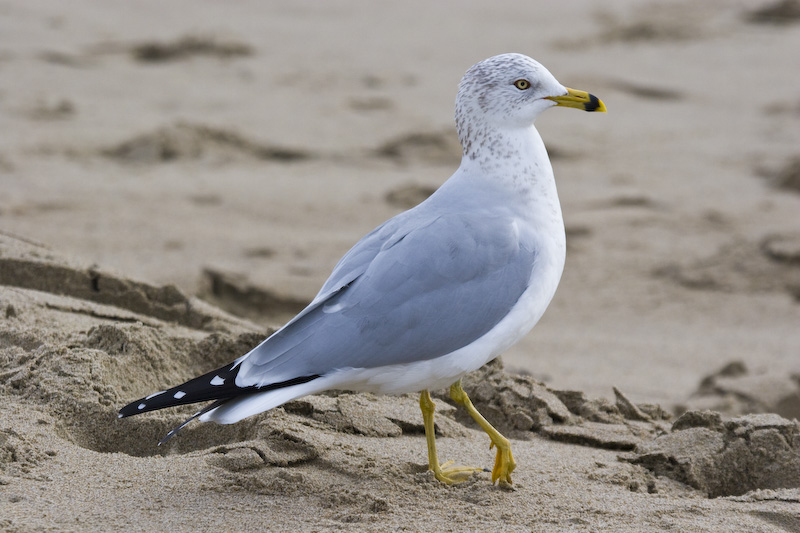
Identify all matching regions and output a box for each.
[117,414,123,419]
[137,403,146,410]
[173,391,186,399]
[145,390,167,400]
[210,375,225,386]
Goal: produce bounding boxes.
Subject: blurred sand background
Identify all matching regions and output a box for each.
[2,0,800,531]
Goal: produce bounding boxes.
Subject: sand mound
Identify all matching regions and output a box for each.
[130,35,254,63]
[761,156,800,193]
[746,0,800,25]
[374,130,462,166]
[101,122,311,165]
[0,233,266,455]
[630,411,800,497]
[0,233,245,331]
[678,361,800,419]
[654,234,800,302]
[200,267,308,325]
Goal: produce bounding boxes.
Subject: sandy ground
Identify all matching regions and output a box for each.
[2,0,800,531]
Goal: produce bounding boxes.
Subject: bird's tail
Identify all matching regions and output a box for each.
[118,361,321,442]
[118,361,320,419]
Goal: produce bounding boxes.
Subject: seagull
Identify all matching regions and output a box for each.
[119,53,606,485]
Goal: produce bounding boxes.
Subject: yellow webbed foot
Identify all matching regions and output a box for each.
[431,460,484,485]
[421,385,518,486]
[421,390,485,485]
[490,440,516,485]
[450,379,517,486]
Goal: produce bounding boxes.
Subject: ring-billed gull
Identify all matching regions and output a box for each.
[119,53,606,485]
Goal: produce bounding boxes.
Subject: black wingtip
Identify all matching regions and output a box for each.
[118,366,322,419]
[118,363,249,418]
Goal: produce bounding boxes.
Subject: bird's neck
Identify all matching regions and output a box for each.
[458,125,561,217]
[450,122,566,289]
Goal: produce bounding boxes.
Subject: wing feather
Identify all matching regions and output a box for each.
[236,208,536,387]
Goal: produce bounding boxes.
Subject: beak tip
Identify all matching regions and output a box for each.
[585,94,606,113]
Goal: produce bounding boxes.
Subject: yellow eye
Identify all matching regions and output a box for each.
[514,79,530,90]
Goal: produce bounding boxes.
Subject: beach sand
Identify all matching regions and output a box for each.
[2,1,800,530]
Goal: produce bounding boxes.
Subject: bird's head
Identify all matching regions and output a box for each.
[455,53,606,142]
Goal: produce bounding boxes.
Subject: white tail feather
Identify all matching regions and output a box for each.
[199,376,335,424]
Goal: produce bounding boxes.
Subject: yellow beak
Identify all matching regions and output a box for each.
[546,87,607,112]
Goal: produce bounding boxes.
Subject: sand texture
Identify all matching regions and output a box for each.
[2,0,800,531]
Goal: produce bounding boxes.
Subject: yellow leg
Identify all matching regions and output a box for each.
[419,390,482,484]
[449,379,516,485]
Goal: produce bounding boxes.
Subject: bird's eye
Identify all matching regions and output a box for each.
[513,79,531,90]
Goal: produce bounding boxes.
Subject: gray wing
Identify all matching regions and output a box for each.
[235,207,536,388]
